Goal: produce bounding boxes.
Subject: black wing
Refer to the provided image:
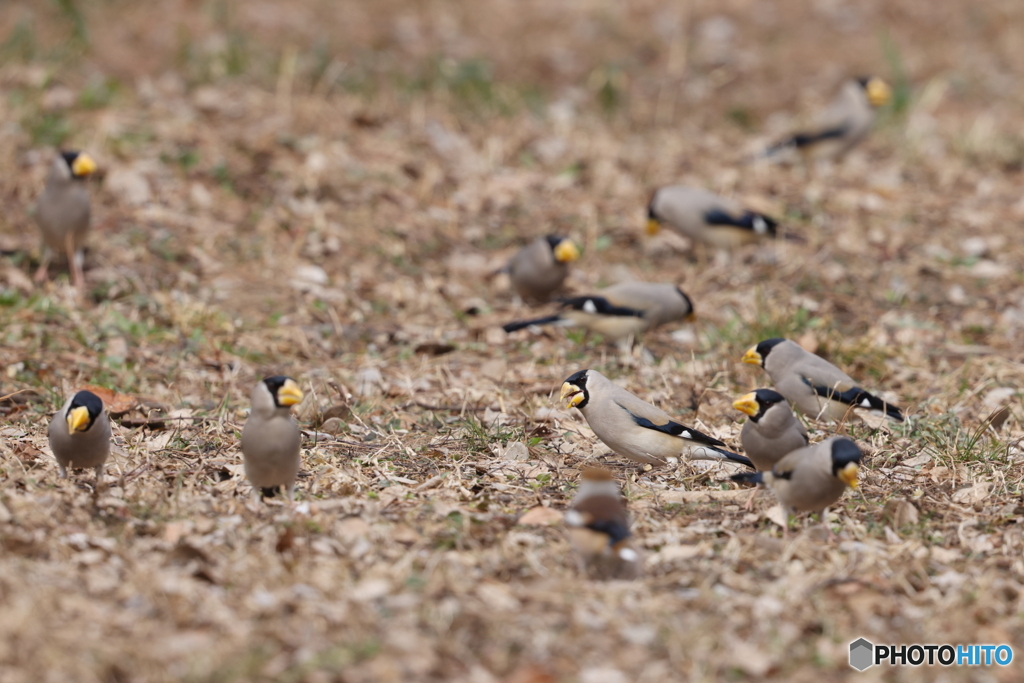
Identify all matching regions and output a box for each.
[586,518,632,546]
[559,296,645,318]
[621,407,727,447]
[802,377,904,421]
[703,209,778,236]
[502,315,563,333]
[765,125,849,155]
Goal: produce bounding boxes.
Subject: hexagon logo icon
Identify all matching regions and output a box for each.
[849,638,874,671]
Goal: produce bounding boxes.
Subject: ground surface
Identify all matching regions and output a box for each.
[1,1,1023,682]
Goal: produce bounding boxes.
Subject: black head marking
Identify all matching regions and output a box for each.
[755,338,787,366]
[262,375,294,408]
[60,151,81,170]
[544,235,564,251]
[563,369,590,409]
[675,287,694,315]
[749,388,786,422]
[830,438,863,476]
[855,76,872,90]
[69,390,104,430]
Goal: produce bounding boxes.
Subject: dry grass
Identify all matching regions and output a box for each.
[1,1,1024,681]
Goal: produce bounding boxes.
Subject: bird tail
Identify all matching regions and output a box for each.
[502,315,564,333]
[689,446,754,469]
[731,471,764,486]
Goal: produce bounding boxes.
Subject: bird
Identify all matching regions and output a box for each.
[733,389,809,510]
[559,369,753,468]
[503,281,694,344]
[504,235,580,303]
[564,467,641,580]
[241,376,304,501]
[731,436,862,536]
[48,389,111,481]
[742,338,903,423]
[34,151,98,289]
[762,76,892,163]
[646,185,779,250]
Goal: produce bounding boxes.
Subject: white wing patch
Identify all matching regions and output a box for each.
[753,216,768,234]
[618,548,639,562]
[680,430,692,439]
[860,398,873,408]
[582,299,598,313]
[564,510,585,527]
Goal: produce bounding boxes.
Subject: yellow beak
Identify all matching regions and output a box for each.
[66,405,91,433]
[277,379,304,406]
[553,239,580,264]
[742,346,763,365]
[645,218,661,236]
[837,462,860,490]
[732,393,760,417]
[71,153,97,178]
[866,78,892,108]
[560,382,584,409]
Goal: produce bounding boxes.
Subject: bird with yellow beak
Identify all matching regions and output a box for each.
[732,437,862,537]
[504,235,580,303]
[48,389,111,481]
[762,76,892,163]
[241,376,305,501]
[34,151,98,289]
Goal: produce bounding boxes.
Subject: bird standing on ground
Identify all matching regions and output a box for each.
[742,338,903,423]
[564,467,641,580]
[559,369,753,468]
[34,151,98,289]
[49,389,111,481]
[646,185,779,250]
[763,76,892,163]
[505,235,580,303]
[241,376,304,501]
[733,389,809,510]
[503,281,694,345]
[731,436,862,536]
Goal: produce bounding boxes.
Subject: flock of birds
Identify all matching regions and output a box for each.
[35,75,900,580]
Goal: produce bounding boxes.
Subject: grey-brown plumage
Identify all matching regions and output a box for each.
[504,281,694,343]
[764,77,892,162]
[48,389,110,480]
[506,235,579,302]
[241,376,304,500]
[34,151,97,289]
[733,389,809,472]
[560,369,752,468]
[646,186,778,250]
[732,437,862,519]
[743,338,903,423]
[564,467,640,580]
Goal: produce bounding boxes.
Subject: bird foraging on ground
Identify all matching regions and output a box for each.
[504,235,580,303]
[733,389,809,510]
[742,338,903,423]
[731,436,862,536]
[49,389,111,481]
[559,369,753,468]
[503,281,694,345]
[241,376,304,501]
[646,185,780,250]
[762,76,892,163]
[34,151,98,289]
[564,467,641,580]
